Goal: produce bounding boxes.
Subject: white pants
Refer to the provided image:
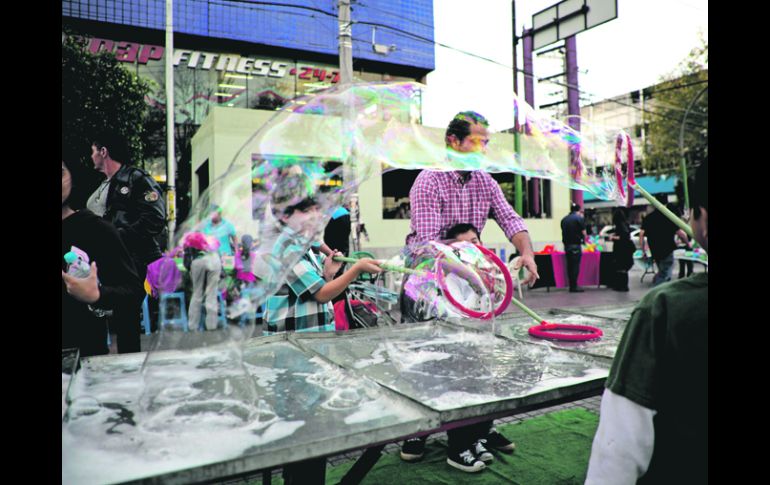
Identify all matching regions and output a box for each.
[188,253,222,331]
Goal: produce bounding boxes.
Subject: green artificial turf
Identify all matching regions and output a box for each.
[267,407,600,485]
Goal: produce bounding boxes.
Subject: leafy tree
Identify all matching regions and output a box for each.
[62,33,151,170]
[644,35,708,177]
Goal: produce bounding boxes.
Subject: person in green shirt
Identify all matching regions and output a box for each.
[203,204,237,256]
[586,157,708,484]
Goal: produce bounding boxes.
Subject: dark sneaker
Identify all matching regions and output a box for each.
[485,428,515,453]
[473,439,494,462]
[400,436,427,462]
[446,448,486,472]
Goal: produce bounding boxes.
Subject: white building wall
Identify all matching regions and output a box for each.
[191,107,572,258]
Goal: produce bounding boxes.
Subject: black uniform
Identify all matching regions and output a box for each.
[104,164,166,351]
[105,164,166,277]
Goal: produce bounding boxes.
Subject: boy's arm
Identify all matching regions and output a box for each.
[313,259,381,303]
[313,266,360,303]
[587,289,663,483]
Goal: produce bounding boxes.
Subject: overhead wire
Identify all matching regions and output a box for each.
[215,1,707,125]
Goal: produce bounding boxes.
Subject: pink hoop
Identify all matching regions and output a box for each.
[436,244,514,320]
[474,245,514,317]
[528,321,603,341]
[614,132,635,207]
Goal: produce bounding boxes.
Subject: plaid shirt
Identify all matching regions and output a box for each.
[263,230,334,335]
[405,170,528,245]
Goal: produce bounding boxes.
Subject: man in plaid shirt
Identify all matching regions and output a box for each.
[405,111,539,286]
[400,111,539,472]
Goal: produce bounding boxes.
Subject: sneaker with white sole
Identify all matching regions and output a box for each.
[446,448,486,472]
[400,436,427,462]
[485,428,515,453]
[473,439,494,462]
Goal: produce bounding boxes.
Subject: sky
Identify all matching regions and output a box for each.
[422,0,708,132]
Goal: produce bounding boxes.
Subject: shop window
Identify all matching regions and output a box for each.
[382,169,420,219]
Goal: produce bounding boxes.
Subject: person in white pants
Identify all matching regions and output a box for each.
[188,252,222,331]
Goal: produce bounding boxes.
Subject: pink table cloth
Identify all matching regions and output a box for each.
[550,251,601,288]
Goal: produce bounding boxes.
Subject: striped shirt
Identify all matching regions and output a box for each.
[263,230,334,335]
[405,170,528,245]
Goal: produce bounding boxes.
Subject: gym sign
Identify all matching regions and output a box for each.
[70,35,340,82]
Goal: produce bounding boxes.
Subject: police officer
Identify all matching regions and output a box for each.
[88,132,166,352]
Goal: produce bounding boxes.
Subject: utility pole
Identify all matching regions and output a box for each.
[165,0,176,248]
[338,0,353,85]
[565,35,582,208]
[640,88,646,167]
[522,29,539,216]
[526,0,618,212]
[512,1,524,217]
[338,0,359,250]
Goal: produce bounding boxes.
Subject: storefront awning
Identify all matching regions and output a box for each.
[583,175,678,203]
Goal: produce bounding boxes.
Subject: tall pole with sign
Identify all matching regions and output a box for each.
[523,30,539,216]
[529,0,618,210]
[565,36,582,207]
[165,0,176,248]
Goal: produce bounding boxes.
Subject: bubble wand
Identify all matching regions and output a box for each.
[615,132,694,238]
[332,255,423,276]
[520,298,603,341]
[337,249,602,339]
[334,243,513,319]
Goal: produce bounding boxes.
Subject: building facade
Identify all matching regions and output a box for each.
[62,0,434,176]
[63,0,575,256]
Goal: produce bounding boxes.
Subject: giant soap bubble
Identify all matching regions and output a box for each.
[140,81,632,429]
[158,81,633,319]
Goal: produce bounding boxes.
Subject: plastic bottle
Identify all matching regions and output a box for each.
[64,247,91,278]
[64,247,111,317]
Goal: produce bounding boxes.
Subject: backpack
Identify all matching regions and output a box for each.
[333,297,380,331]
[183,247,201,272]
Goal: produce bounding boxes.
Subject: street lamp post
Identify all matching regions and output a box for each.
[678,84,708,212]
[338,0,358,251]
[165,0,176,249]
